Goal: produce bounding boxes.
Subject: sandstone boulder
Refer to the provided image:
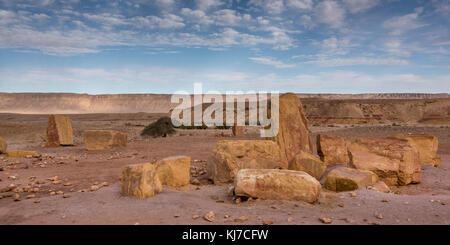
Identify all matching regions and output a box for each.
[269,93,313,163]
[317,134,350,165]
[288,150,326,180]
[6,150,41,158]
[231,126,243,136]
[367,181,391,193]
[83,130,127,150]
[207,140,287,184]
[121,163,162,198]
[156,156,190,188]
[0,136,6,153]
[234,169,321,203]
[46,115,74,147]
[324,167,378,192]
[348,138,421,186]
[388,134,441,167]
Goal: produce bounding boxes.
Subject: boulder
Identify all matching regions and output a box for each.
[234,169,321,203]
[288,150,326,180]
[6,150,41,158]
[46,115,74,147]
[324,167,378,192]
[0,136,6,153]
[156,156,190,188]
[269,93,313,163]
[348,137,421,186]
[231,126,243,136]
[121,163,162,198]
[317,134,350,165]
[83,130,127,150]
[206,140,287,184]
[367,181,391,193]
[388,134,441,167]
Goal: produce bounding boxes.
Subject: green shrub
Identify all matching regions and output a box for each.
[141,117,176,137]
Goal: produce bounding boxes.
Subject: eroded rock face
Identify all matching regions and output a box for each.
[317,134,350,165]
[6,150,41,158]
[324,167,378,192]
[367,181,391,193]
[269,93,313,163]
[388,134,441,167]
[206,140,287,184]
[234,169,321,203]
[46,115,74,147]
[83,130,127,150]
[348,138,421,186]
[156,156,190,188]
[121,163,162,198]
[0,136,6,153]
[288,150,326,180]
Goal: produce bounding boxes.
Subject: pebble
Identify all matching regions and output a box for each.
[90,185,99,191]
[204,211,215,222]
[174,214,180,218]
[26,194,36,199]
[287,217,294,222]
[63,194,70,198]
[375,213,383,219]
[350,192,357,197]
[234,216,249,222]
[319,217,332,224]
[13,193,20,201]
[263,220,274,225]
[34,198,40,203]
[192,215,200,220]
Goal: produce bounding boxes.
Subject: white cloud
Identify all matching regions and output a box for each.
[195,0,224,11]
[249,57,296,68]
[286,0,313,10]
[249,0,285,14]
[131,14,185,29]
[382,9,426,35]
[383,39,412,57]
[342,0,380,14]
[303,57,409,66]
[320,37,354,55]
[180,8,214,25]
[314,0,346,28]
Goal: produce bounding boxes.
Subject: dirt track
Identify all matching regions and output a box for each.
[0,113,449,225]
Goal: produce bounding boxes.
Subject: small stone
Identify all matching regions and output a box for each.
[350,192,357,197]
[234,216,249,222]
[32,188,39,193]
[381,199,389,203]
[319,217,332,224]
[263,220,274,225]
[174,214,180,218]
[101,182,109,186]
[26,194,36,199]
[56,191,64,195]
[337,203,344,207]
[204,211,215,222]
[63,182,72,186]
[191,178,200,185]
[13,193,20,201]
[53,180,62,185]
[224,215,230,219]
[216,200,225,203]
[63,194,70,198]
[287,217,294,222]
[50,191,56,195]
[192,215,200,220]
[34,198,40,203]
[235,197,241,204]
[375,213,383,219]
[90,185,99,191]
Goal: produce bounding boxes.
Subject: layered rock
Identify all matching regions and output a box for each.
[0,136,6,153]
[234,169,321,203]
[388,134,441,167]
[6,150,41,158]
[46,115,74,147]
[324,167,378,192]
[156,156,190,188]
[348,138,421,186]
[206,140,286,184]
[288,150,326,180]
[269,93,313,163]
[317,134,350,165]
[121,163,162,198]
[83,130,127,150]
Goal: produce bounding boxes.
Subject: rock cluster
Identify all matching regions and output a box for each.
[388,134,441,167]
[317,134,350,165]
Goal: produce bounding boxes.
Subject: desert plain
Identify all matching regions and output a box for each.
[0,93,449,225]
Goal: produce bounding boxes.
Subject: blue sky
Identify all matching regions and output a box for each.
[0,0,449,94]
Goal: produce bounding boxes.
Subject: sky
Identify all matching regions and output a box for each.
[0,0,449,94]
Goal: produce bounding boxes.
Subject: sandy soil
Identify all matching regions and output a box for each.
[0,113,449,225]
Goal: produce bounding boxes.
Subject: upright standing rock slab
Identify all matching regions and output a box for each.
[324,167,378,192]
[156,156,190,188]
[269,93,313,163]
[388,134,441,167]
[288,150,326,180]
[83,130,127,150]
[46,115,74,147]
[0,136,6,154]
[121,163,162,198]
[348,137,421,186]
[234,169,321,203]
[207,140,287,184]
[317,134,350,165]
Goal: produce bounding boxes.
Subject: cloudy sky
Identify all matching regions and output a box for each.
[0,0,449,94]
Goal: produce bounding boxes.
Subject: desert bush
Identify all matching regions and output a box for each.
[141,117,176,137]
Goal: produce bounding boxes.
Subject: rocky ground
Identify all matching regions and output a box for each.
[0,113,449,225]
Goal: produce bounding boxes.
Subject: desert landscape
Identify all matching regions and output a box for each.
[0,93,449,225]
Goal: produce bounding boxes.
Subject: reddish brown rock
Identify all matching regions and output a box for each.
[288,150,326,180]
[317,134,350,165]
[206,140,287,184]
[6,150,41,158]
[121,163,162,199]
[348,137,421,186]
[83,130,127,150]
[388,134,441,167]
[324,167,378,192]
[0,136,6,154]
[46,115,74,147]
[269,93,313,163]
[234,169,321,203]
[156,156,190,188]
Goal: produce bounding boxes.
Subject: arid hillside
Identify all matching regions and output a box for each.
[0,93,448,124]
